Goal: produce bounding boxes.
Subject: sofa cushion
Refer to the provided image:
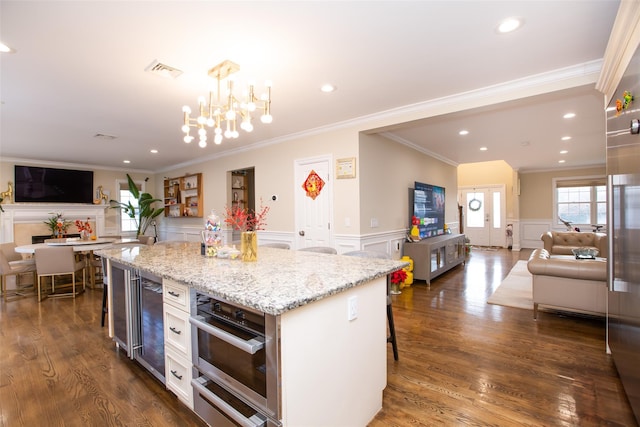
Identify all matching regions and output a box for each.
[541,231,607,257]
[527,248,606,281]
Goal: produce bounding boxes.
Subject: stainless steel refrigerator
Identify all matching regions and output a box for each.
[606,43,640,424]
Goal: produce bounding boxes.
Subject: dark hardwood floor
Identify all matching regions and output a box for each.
[0,248,636,426]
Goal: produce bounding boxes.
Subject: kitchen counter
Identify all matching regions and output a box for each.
[96,241,406,315]
[98,241,407,426]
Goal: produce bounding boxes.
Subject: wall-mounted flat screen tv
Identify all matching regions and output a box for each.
[413,181,445,238]
[14,165,94,204]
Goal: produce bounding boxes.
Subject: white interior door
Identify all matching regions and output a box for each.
[459,186,505,247]
[295,156,333,248]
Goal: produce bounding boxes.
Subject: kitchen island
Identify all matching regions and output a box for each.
[96,241,406,427]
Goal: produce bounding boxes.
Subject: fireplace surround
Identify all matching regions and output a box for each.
[0,204,108,245]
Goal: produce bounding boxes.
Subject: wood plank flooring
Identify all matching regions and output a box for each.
[0,248,636,426]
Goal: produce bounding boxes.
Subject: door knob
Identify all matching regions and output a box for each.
[299,230,305,236]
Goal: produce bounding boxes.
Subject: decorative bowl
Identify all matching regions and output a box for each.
[572,247,599,259]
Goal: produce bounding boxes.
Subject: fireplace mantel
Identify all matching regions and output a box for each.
[0,203,109,243]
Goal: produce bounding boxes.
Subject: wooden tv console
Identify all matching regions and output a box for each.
[402,234,466,285]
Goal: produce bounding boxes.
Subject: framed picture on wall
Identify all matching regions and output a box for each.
[336,157,356,179]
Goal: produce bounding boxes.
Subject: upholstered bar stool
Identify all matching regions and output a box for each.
[35,246,86,301]
[298,246,337,254]
[0,250,37,301]
[343,250,399,361]
[260,242,291,249]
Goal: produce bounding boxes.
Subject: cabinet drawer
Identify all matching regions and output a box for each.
[163,279,190,311]
[164,303,191,359]
[165,346,193,409]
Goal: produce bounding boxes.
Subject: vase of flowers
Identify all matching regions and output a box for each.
[224,200,269,262]
[44,212,72,237]
[75,217,93,240]
[389,269,407,295]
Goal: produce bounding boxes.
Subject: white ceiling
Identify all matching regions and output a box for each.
[0,1,619,173]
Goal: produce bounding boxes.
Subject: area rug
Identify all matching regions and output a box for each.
[487,260,533,310]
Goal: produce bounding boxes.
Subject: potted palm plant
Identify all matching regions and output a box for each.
[110,174,164,238]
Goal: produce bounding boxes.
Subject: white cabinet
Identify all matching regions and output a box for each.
[163,278,193,408]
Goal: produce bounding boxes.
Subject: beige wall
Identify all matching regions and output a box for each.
[359,133,458,233]
[519,166,605,220]
[457,160,517,218]
[156,128,360,234]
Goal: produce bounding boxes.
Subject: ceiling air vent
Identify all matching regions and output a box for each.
[145,60,183,79]
[94,133,118,140]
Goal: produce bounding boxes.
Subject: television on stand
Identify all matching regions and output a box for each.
[411,181,445,239]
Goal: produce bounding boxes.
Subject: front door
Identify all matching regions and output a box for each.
[294,156,333,248]
[459,185,505,247]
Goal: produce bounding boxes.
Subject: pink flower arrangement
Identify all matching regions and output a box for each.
[224,200,270,232]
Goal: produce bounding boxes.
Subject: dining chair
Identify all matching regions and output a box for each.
[0,250,37,301]
[297,246,337,254]
[260,242,291,249]
[35,246,86,301]
[343,250,399,361]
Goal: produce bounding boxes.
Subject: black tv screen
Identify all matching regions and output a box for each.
[413,181,445,238]
[14,165,94,203]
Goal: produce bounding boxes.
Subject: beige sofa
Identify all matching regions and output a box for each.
[527,248,607,319]
[541,231,607,258]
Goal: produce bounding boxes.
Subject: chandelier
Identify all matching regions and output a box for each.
[181,60,272,147]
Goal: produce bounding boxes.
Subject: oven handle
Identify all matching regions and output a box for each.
[192,376,266,427]
[190,315,265,355]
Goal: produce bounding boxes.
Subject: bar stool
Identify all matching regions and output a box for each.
[343,250,399,361]
[298,246,337,254]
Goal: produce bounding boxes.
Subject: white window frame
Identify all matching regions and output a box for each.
[552,175,606,230]
[115,178,146,235]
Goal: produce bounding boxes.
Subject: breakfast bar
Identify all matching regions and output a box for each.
[96,241,406,427]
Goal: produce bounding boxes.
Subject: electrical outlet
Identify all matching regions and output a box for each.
[370,218,379,228]
[347,296,358,321]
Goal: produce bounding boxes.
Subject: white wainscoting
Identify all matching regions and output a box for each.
[159,222,463,260]
[519,219,551,249]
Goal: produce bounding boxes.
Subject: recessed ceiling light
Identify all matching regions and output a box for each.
[0,42,15,53]
[497,17,523,34]
[150,149,158,154]
[560,150,568,154]
[123,160,131,164]
[563,113,576,119]
[558,160,566,164]
[459,130,469,136]
[480,147,488,151]
[320,84,336,93]
[561,136,572,141]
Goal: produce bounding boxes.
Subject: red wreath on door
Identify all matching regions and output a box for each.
[302,169,325,200]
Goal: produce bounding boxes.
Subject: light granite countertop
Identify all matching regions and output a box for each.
[96,242,407,315]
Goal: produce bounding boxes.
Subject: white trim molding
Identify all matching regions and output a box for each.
[596,0,640,104]
[1,203,109,243]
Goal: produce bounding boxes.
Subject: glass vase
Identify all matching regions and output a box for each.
[240,231,258,262]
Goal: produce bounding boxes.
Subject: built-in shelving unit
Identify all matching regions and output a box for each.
[163,173,203,218]
[230,172,248,212]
